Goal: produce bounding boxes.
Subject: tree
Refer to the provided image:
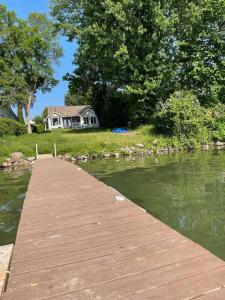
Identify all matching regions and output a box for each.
[51,0,225,125]
[33,115,43,124]
[174,0,225,105]
[50,0,179,125]
[42,107,48,118]
[17,104,25,124]
[0,5,62,133]
[64,90,91,106]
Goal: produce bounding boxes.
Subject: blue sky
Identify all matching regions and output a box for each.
[1,0,76,118]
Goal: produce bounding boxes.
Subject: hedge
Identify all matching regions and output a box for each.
[0,118,27,137]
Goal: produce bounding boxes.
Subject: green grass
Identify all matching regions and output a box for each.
[0,126,173,159]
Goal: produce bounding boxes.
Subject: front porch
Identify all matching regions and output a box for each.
[63,117,81,129]
[46,116,82,130]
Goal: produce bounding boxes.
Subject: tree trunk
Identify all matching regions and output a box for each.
[17,103,25,124]
[25,93,33,134]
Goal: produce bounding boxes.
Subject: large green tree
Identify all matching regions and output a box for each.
[0,5,62,133]
[174,0,225,105]
[51,0,225,125]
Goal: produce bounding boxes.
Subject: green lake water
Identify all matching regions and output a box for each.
[81,150,225,261]
[0,169,30,246]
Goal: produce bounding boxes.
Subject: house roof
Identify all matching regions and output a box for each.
[0,106,18,121]
[47,106,93,118]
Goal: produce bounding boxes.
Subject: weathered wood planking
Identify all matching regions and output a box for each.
[0,245,13,295]
[2,158,225,299]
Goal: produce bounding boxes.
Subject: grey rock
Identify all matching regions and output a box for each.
[215,141,224,146]
[201,144,209,150]
[146,150,153,155]
[121,147,132,155]
[27,157,36,162]
[136,144,145,148]
[167,147,174,152]
[10,152,24,161]
[156,149,163,154]
[2,162,12,168]
[64,153,72,161]
[6,158,14,164]
[103,154,111,158]
[77,155,88,161]
[13,159,30,167]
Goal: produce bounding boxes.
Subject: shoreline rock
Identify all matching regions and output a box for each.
[0,152,36,170]
[3,141,224,169]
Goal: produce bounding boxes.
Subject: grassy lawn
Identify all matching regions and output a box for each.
[0,126,171,161]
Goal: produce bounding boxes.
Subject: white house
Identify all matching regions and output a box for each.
[0,106,18,120]
[44,105,99,130]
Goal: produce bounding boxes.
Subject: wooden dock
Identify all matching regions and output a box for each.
[2,158,225,299]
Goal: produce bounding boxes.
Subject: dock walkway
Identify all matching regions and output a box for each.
[2,158,225,299]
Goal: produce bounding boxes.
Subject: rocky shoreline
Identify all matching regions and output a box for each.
[0,152,36,170]
[59,141,225,163]
[1,141,225,169]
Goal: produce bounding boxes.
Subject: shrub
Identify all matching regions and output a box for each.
[212,122,225,142]
[0,118,26,137]
[154,91,213,148]
[32,123,45,134]
[36,124,45,134]
[210,103,225,141]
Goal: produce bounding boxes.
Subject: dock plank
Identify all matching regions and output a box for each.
[2,158,225,299]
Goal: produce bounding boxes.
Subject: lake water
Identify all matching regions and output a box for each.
[0,169,31,246]
[81,150,225,261]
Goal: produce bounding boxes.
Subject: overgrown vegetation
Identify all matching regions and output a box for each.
[32,115,45,134]
[0,118,26,137]
[154,91,214,148]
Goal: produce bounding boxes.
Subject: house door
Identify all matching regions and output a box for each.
[63,118,68,128]
[63,118,72,128]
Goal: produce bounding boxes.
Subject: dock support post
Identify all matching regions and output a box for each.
[54,143,57,157]
[36,144,39,160]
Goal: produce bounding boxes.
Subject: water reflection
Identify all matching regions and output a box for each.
[0,168,30,245]
[81,150,225,261]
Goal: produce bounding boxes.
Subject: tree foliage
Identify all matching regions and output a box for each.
[51,0,225,126]
[0,118,26,137]
[0,5,62,133]
[154,91,213,147]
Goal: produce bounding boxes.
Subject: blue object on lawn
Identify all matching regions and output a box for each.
[112,128,129,133]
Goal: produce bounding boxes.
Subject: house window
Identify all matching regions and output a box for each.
[91,117,96,124]
[84,117,89,125]
[72,117,80,123]
[52,118,60,126]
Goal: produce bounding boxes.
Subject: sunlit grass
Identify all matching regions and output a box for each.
[0,126,171,158]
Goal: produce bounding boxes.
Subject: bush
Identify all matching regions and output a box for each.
[31,123,45,134]
[0,118,26,137]
[36,124,45,134]
[210,104,225,141]
[154,91,213,148]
